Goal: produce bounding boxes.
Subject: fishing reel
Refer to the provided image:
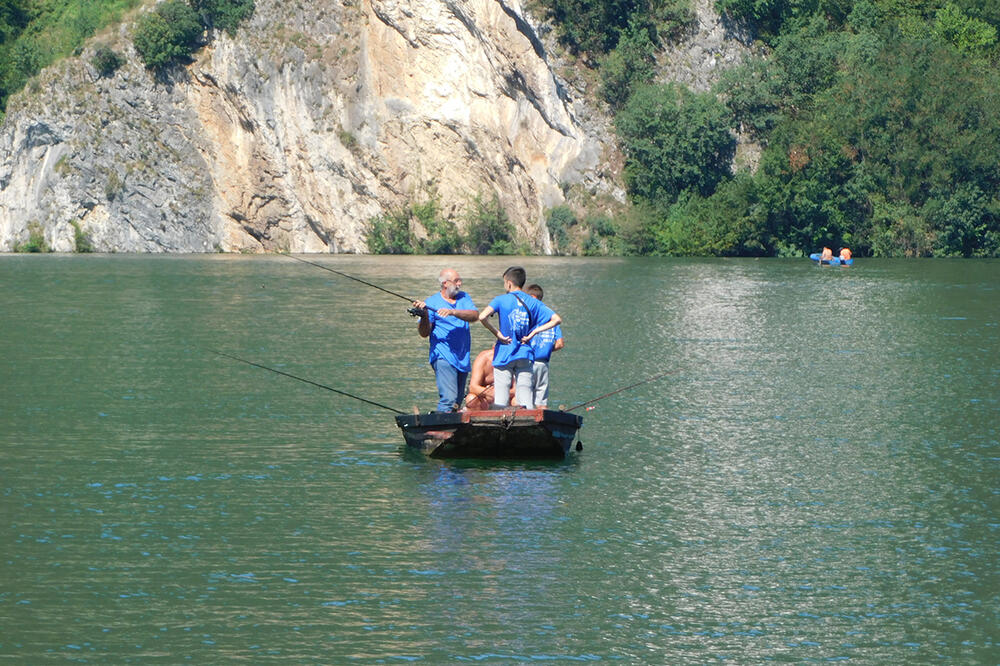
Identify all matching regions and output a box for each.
[407,305,428,317]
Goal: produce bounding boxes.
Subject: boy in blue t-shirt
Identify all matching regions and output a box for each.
[524,284,563,408]
[477,267,561,409]
[413,268,479,412]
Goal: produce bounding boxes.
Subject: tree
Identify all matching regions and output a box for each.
[133,0,202,70]
[599,15,658,110]
[615,83,736,204]
[190,0,254,35]
[463,194,520,255]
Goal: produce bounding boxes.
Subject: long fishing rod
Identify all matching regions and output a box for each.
[283,254,423,314]
[210,349,405,415]
[563,370,675,413]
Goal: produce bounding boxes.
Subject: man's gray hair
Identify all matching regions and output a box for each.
[438,269,456,285]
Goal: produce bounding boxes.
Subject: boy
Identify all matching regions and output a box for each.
[524,283,564,408]
[478,267,561,409]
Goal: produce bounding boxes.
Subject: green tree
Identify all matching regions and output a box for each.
[599,15,658,110]
[365,209,415,254]
[615,83,736,204]
[535,0,643,55]
[133,0,202,70]
[546,205,577,254]
[190,0,254,35]
[91,45,124,77]
[0,0,30,44]
[463,194,520,255]
[931,3,997,56]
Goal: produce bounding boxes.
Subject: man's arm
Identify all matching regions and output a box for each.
[553,337,565,351]
[413,300,432,338]
[435,308,479,322]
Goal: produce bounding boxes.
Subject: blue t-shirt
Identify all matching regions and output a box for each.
[530,323,562,362]
[488,291,554,367]
[425,291,476,372]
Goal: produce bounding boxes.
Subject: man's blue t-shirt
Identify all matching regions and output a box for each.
[425,291,476,372]
[488,291,554,367]
[530,323,562,362]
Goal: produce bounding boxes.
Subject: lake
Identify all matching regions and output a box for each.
[1,255,997,663]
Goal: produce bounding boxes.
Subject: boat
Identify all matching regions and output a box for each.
[395,408,583,459]
[810,253,853,266]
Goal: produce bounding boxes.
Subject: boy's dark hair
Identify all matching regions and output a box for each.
[503,266,526,288]
[525,283,543,300]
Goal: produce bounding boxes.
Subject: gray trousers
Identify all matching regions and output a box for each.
[493,358,534,408]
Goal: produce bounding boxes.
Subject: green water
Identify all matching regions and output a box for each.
[1,255,997,663]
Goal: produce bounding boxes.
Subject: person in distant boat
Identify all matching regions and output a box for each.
[524,284,564,408]
[821,247,834,261]
[478,266,561,409]
[464,348,516,410]
[412,268,479,412]
[839,247,852,262]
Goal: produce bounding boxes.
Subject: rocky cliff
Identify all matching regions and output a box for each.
[0,0,749,253]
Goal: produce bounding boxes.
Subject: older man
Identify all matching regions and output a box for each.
[412,268,479,412]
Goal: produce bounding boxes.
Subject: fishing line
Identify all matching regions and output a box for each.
[283,254,420,305]
[563,370,675,413]
[210,349,405,414]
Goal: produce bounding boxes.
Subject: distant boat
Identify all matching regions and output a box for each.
[395,408,583,459]
[810,253,853,266]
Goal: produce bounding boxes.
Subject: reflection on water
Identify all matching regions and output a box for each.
[1,256,997,662]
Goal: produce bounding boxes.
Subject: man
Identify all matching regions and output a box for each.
[478,266,561,409]
[412,268,479,412]
[524,283,564,408]
[464,347,516,410]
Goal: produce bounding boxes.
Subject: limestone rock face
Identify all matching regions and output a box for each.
[0,0,616,253]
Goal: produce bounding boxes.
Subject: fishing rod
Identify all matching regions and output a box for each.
[210,349,405,415]
[563,370,675,413]
[282,254,426,316]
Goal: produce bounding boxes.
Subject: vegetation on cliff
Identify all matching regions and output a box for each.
[4,0,999,256]
[1,0,253,120]
[534,0,1000,257]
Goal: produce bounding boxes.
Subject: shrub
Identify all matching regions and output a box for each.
[463,194,521,255]
[598,16,658,110]
[615,83,736,204]
[545,205,576,254]
[133,0,202,70]
[71,220,94,253]
[365,209,415,254]
[15,221,49,253]
[190,0,255,35]
[91,45,124,77]
[413,199,462,254]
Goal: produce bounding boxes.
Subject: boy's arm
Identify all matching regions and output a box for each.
[521,312,562,342]
[479,306,512,344]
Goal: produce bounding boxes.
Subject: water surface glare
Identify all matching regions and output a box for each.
[1,255,997,662]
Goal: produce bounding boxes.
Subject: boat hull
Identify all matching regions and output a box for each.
[395,408,583,459]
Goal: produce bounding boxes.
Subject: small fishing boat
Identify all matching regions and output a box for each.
[395,408,583,459]
[810,253,853,266]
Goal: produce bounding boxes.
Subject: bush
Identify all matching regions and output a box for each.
[598,17,657,110]
[463,194,522,255]
[72,220,93,253]
[133,0,202,70]
[615,83,736,204]
[546,205,577,254]
[365,209,415,254]
[413,200,462,254]
[15,221,49,253]
[190,0,254,35]
[91,45,123,77]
